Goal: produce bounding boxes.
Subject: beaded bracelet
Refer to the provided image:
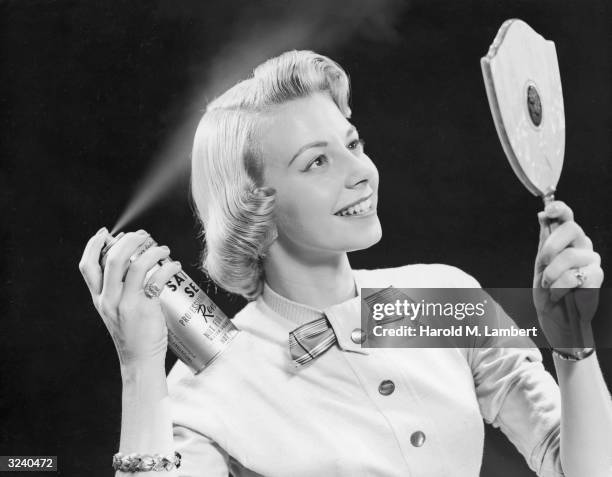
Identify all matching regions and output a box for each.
[112,452,181,472]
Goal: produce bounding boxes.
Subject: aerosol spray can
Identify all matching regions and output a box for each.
[100,232,239,374]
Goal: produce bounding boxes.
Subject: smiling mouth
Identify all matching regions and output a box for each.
[334,196,374,217]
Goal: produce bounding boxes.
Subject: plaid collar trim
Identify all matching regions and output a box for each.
[261,273,370,358]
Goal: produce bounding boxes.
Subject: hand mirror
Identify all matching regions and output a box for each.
[481,20,595,350]
[481,18,564,204]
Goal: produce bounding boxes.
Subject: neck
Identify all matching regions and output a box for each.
[263,240,356,310]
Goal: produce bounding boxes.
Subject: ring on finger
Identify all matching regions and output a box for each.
[144,281,163,299]
[574,268,587,287]
[129,237,156,264]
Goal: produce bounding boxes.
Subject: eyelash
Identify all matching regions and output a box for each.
[304,138,366,171]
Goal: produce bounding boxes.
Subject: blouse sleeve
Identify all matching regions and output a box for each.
[173,424,230,477]
[167,361,231,477]
[445,266,565,476]
[467,303,565,477]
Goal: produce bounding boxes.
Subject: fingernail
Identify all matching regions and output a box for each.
[174,261,181,268]
[545,203,557,215]
[97,226,107,234]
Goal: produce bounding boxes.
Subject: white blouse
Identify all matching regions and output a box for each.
[167,263,563,476]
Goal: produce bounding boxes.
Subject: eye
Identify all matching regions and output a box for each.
[305,155,328,171]
[348,138,366,151]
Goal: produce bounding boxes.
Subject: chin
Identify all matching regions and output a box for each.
[345,222,383,252]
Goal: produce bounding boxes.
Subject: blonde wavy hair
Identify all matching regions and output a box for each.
[191,50,352,300]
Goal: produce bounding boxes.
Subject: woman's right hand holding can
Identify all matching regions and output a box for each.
[80,228,183,472]
[79,228,183,367]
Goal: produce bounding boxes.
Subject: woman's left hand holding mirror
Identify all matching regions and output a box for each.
[532,201,604,353]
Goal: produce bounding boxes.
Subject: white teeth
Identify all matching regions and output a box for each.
[336,198,372,216]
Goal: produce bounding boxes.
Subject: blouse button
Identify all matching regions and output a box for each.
[351,328,366,344]
[378,380,395,396]
[410,431,426,447]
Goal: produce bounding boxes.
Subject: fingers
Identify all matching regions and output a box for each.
[123,245,173,296]
[79,227,110,296]
[536,220,591,272]
[536,211,549,253]
[536,201,575,254]
[140,260,183,299]
[544,200,574,223]
[549,262,604,302]
[541,248,600,288]
[100,231,150,314]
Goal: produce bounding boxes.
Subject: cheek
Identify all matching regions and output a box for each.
[274,183,336,234]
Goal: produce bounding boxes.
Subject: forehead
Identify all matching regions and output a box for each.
[258,92,350,166]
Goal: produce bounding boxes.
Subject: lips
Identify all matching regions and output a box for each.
[334,194,374,216]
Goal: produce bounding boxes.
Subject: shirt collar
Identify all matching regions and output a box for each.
[260,272,368,355]
[261,281,323,326]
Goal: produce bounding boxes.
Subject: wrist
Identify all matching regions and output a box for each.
[120,356,167,384]
[552,347,595,361]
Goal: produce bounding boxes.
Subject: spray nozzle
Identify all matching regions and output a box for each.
[99,231,125,267]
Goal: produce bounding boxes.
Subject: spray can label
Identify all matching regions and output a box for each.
[101,233,239,374]
[160,270,239,373]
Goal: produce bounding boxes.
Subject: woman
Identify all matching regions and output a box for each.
[79,50,612,476]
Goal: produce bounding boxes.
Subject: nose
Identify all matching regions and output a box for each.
[343,151,377,190]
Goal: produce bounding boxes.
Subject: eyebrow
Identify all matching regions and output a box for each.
[288,125,357,166]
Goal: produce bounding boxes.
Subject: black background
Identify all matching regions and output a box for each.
[2,0,612,475]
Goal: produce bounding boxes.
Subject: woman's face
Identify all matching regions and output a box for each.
[259,92,382,257]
